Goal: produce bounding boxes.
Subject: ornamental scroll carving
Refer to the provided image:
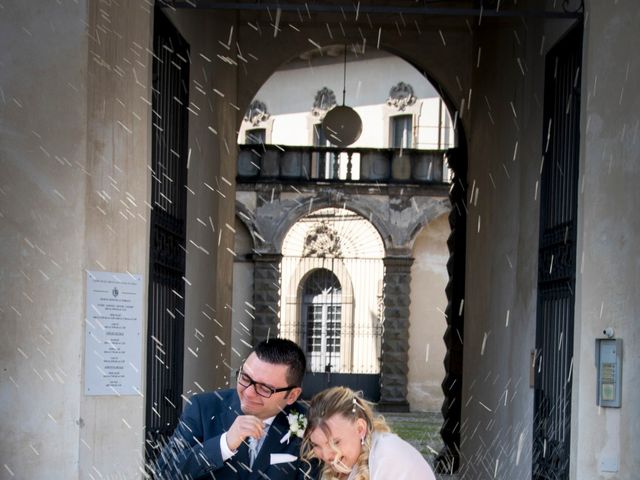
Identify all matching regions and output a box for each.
[303,222,342,257]
[312,87,337,118]
[244,100,270,126]
[387,82,416,111]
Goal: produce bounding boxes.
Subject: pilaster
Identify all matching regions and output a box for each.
[379,256,414,411]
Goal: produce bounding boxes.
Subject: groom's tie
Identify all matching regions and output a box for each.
[248,436,259,468]
[248,419,274,470]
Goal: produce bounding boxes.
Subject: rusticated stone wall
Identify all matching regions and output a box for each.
[379,256,415,411]
[252,254,282,342]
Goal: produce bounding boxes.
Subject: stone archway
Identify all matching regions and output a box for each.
[229,26,469,471]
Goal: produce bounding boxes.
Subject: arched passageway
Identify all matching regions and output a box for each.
[231,40,468,470]
[7,2,640,480]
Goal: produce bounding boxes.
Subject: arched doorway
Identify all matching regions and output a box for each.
[301,268,343,373]
[279,207,386,400]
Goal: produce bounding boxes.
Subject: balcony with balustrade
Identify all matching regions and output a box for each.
[236,144,452,195]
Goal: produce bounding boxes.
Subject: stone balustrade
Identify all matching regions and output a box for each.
[237,144,449,184]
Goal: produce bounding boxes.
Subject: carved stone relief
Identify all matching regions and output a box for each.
[244,99,270,126]
[387,82,416,111]
[312,87,337,118]
[303,222,342,257]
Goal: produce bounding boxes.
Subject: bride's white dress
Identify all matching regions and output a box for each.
[346,431,436,480]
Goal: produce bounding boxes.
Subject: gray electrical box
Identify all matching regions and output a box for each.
[595,338,622,408]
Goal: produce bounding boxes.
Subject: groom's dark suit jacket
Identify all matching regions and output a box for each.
[154,389,315,479]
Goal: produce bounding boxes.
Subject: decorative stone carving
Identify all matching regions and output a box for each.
[244,99,270,126]
[303,222,342,257]
[312,87,337,118]
[386,82,416,111]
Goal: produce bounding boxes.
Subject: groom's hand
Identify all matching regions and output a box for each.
[226,415,265,451]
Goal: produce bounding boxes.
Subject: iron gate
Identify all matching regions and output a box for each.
[532,22,583,480]
[145,7,189,464]
[292,264,383,402]
[279,220,385,403]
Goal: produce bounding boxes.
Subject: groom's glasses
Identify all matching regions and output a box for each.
[237,368,296,398]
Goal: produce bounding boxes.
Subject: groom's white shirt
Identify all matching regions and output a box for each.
[220,415,276,461]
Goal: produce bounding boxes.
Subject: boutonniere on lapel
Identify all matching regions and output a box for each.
[280,410,307,444]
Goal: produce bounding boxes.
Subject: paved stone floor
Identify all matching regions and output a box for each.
[383,411,458,480]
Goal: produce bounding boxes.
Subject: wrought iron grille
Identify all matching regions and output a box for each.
[532,22,583,480]
[145,8,189,464]
[280,256,384,375]
[278,207,385,402]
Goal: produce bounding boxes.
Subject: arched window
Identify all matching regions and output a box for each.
[302,269,342,373]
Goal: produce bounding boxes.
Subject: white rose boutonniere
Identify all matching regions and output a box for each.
[280,410,308,444]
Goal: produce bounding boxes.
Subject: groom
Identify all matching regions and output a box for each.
[154,338,315,479]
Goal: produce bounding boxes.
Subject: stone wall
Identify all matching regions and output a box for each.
[408,214,449,412]
[166,10,240,393]
[572,1,640,478]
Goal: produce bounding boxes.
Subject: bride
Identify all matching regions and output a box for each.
[301,387,436,480]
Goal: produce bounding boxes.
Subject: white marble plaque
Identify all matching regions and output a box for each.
[85,271,143,395]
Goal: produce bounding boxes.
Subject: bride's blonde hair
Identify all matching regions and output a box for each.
[301,387,389,480]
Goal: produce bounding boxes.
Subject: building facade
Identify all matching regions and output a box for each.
[1,1,639,479]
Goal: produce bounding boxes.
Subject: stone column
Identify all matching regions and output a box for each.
[379,256,414,411]
[252,254,282,342]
